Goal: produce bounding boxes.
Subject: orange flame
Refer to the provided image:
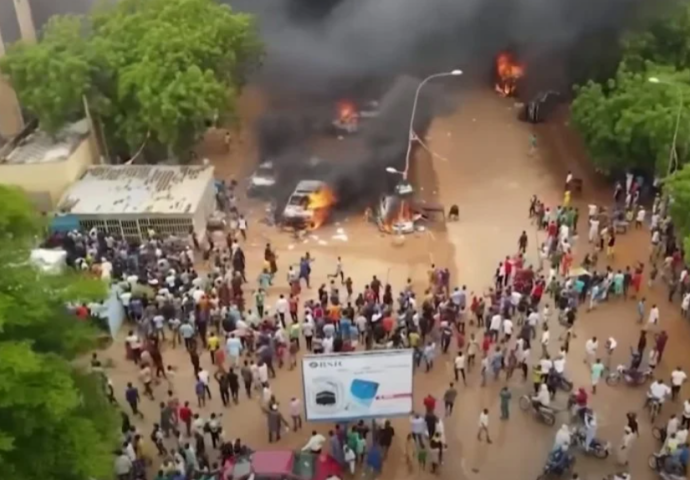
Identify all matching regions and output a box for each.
[495,53,524,97]
[380,199,413,233]
[307,187,337,230]
[337,100,358,125]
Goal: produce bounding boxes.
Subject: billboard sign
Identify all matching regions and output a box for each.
[301,349,414,421]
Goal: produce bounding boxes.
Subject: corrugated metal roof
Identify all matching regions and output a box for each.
[57,164,214,215]
[1,119,90,165]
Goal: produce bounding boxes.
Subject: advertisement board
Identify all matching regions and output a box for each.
[301,349,414,422]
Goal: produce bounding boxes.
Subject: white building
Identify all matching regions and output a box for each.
[57,165,216,240]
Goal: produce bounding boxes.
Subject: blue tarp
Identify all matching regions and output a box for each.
[50,215,80,233]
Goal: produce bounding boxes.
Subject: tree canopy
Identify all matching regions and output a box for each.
[0,0,263,160]
[571,0,690,175]
[0,185,118,480]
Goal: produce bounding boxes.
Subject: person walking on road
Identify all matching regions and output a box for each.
[444,383,458,416]
[477,408,492,443]
[500,386,512,420]
[125,382,144,418]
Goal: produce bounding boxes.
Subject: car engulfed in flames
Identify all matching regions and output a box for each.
[332,100,360,134]
[494,52,524,97]
[281,180,337,231]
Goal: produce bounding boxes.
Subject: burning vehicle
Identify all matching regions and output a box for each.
[331,100,380,135]
[281,180,337,230]
[494,52,525,97]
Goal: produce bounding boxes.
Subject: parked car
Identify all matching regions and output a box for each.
[224,450,342,480]
[247,161,277,197]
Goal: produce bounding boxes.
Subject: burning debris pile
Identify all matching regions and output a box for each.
[494,52,525,97]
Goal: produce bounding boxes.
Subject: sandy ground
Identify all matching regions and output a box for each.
[102,86,690,480]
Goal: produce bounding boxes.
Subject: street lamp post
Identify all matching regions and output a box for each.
[402,70,463,180]
[649,77,684,177]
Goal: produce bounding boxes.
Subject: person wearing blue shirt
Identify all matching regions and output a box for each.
[366,443,382,477]
[340,316,352,340]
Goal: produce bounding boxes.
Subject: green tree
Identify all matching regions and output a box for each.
[0,0,262,159]
[0,16,93,135]
[0,185,118,480]
[621,0,690,72]
[571,64,690,176]
[666,164,690,257]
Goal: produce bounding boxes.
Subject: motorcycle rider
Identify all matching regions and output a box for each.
[647,378,671,411]
[553,424,572,452]
[629,347,642,372]
[664,442,689,475]
[584,410,598,452]
[571,388,588,420]
[533,383,551,412]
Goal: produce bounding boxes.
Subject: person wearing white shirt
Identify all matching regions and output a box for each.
[258,362,269,384]
[527,311,540,336]
[671,367,688,401]
[477,408,491,443]
[502,318,513,339]
[584,337,598,366]
[540,357,553,376]
[541,327,550,356]
[605,337,616,369]
[322,336,334,354]
[635,207,646,227]
[648,305,660,327]
[489,314,501,341]
[302,431,326,453]
[683,293,690,318]
[275,295,289,327]
[589,217,600,243]
[648,379,671,404]
[683,400,690,429]
[668,414,680,437]
[553,356,566,375]
[454,352,466,385]
[533,383,551,408]
[262,384,273,405]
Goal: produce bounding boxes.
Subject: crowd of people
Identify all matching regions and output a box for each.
[49,169,690,480]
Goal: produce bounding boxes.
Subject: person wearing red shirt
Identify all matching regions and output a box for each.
[75,304,89,320]
[482,334,491,356]
[382,316,394,335]
[423,394,436,414]
[178,401,193,436]
[455,331,465,351]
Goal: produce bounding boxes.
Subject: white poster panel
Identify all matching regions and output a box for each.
[301,349,414,422]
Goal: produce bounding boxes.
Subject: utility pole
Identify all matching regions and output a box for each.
[13,0,37,44]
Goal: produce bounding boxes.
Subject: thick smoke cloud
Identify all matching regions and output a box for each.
[28,0,652,210]
[229,0,645,93]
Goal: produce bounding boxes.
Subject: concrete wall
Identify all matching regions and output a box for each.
[0,135,96,211]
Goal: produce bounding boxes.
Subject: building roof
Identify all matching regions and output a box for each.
[0,119,90,165]
[57,165,215,215]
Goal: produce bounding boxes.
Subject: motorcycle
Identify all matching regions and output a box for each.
[649,452,687,480]
[644,396,662,422]
[554,374,574,393]
[536,449,576,480]
[606,364,652,387]
[519,395,557,426]
[570,427,611,459]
